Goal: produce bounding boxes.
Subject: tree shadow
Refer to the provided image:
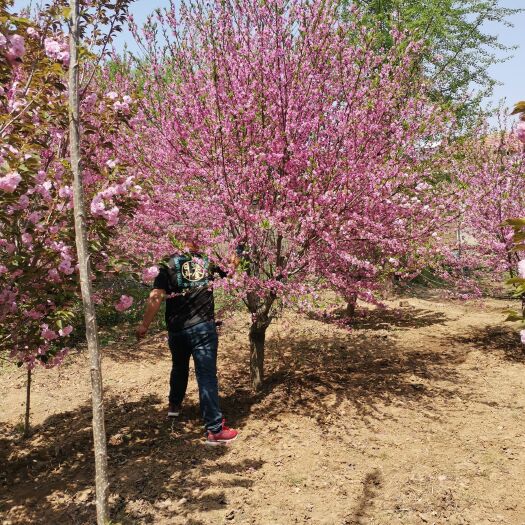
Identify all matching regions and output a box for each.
[102,331,168,364]
[310,305,448,331]
[3,310,467,524]
[217,323,466,429]
[344,469,383,525]
[1,394,263,525]
[446,324,525,364]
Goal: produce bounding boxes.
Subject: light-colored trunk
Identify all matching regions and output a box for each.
[69,3,109,523]
[23,369,31,438]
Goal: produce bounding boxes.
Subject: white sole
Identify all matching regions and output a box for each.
[204,434,238,446]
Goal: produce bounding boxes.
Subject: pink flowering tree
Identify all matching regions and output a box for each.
[506,101,525,343]
[448,125,525,294]
[0,1,137,434]
[117,0,458,389]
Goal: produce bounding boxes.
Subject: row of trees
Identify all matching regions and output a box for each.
[1,0,524,522]
[112,0,525,388]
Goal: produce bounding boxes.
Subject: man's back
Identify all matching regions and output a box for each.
[153,253,216,333]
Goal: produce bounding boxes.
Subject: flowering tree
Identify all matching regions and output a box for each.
[117,0,458,389]
[448,126,525,292]
[507,101,525,344]
[0,0,138,438]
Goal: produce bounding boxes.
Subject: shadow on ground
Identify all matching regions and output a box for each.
[219,308,464,427]
[2,307,467,524]
[447,324,525,364]
[1,393,262,525]
[309,305,448,331]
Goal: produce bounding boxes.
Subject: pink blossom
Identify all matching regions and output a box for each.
[0,33,6,47]
[58,259,74,275]
[0,172,22,193]
[521,330,525,346]
[57,50,70,66]
[44,38,62,58]
[115,295,133,312]
[59,325,73,337]
[517,122,525,144]
[26,27,37,37]
[25,309,45,320]
[106,159,118,169]
[104,206,120,226]
[41,324,58,341]
[518,260,525,279]
[28,211,42,223]
[84,93,98,106]
[90,196,105,214]
[0,265,7,275]
[48,268,61,282]
[113,101,130,112]
[21,233,32,245]
[142,265,160,282]
[17,194,30,209]
[7,34,25,60]
[59,185,72,199]
[106,91,119,100]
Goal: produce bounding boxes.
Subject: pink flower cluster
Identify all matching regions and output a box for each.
[90,176,140,226]
[44,37,70,66]
[115,295,133,312]
[0,172,22,193]
[1,33,25,63]
[106,92,133,113]
[142,265,160,283]
[517,121,525,144]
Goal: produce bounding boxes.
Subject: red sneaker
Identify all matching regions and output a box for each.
[205,420,238,446]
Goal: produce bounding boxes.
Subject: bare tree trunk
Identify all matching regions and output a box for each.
[69,2,109,523]
[345,293,358,318]
[249,322,267,391]
[23,369,31,438]
[246,292,273,391]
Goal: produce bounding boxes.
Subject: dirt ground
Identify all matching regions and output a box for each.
[1,293,525,525]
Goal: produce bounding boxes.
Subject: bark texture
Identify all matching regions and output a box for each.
[69,3,109,522]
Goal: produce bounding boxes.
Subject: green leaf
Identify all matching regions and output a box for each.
[511,101,525,115]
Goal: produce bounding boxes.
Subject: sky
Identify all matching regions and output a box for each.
[13,0,525,115]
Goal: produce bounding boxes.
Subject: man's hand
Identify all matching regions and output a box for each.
[136,289,166,342]
[136,323,148,342]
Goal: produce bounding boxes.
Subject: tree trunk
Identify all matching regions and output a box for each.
[23,369,31,438]
[249,323,267,391]
[69,3,110,523]
[345,293,357,318]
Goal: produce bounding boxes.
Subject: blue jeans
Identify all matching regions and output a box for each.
[168,321,223,433]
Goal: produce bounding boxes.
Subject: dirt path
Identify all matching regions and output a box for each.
[1,295,525,525]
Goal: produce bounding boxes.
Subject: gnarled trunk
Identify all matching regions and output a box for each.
[249,323,267,391]
[246,293,273,391]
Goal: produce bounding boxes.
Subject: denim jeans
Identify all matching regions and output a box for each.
[168,321,223,433]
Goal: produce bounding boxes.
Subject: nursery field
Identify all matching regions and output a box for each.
[1,293,525,525]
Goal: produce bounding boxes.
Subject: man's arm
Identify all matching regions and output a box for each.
[136,288,166,341]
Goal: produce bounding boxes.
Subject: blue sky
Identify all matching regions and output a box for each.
[14,0,525,114]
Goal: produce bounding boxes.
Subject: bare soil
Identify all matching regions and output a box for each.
[1,294,525,525]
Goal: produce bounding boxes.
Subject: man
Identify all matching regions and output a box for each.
[136,241,238,446]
